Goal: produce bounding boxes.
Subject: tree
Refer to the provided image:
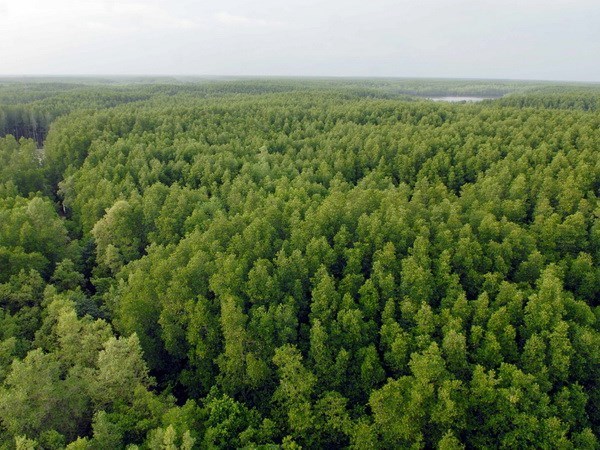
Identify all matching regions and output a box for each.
[93,334,152,408]
[91,199,144,274]
[273,345,316,442]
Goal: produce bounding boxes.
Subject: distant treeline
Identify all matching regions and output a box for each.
[496,86,600,111]
[2,78,598,146]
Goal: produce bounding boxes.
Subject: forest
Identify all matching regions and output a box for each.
[0,77,599,449]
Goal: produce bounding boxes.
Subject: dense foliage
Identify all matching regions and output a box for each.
[0,79,599,449]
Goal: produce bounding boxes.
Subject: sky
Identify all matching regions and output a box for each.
[0,0,599,81]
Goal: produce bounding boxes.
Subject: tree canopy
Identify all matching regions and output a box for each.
[0,78,598,448]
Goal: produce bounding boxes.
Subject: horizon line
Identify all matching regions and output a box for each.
[0,74,599,84]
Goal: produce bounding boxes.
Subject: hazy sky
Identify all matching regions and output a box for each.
[0,0,599,81]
